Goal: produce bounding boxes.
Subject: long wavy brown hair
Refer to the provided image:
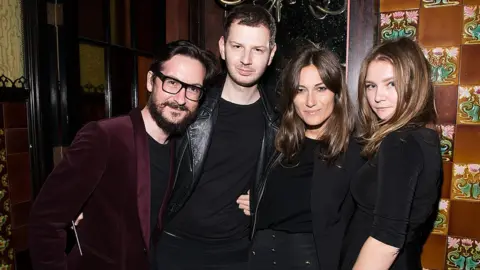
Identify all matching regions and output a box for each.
[275,44,354,163]
[357,37,437,157]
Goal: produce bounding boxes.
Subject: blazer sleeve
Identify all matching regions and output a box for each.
[371,133,423,249]
[29,122,110,270]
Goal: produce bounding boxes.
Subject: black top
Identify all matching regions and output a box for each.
[341,127,442,269]
[167,98,264,241]
[256,137,317,233]
[148,135,171,235]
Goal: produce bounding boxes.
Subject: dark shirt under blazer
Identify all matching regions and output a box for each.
[252,137,365,269]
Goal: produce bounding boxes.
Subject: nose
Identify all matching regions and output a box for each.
[374,87,386,103]
[241,50,252,65]
[172,87,187,105]
[306,91,316,108]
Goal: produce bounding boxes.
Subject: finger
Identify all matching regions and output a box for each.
[74,213,84,226]
[236,199,249,205]
[238,201,249,208]
[238,203,248,210]
[237,194,249,200]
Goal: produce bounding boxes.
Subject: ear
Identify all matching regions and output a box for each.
[267,43,277,66]
[146,71,154,93]
[219,36,226,61]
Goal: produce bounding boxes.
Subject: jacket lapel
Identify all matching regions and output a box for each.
[187,116,213,182]
[188,88,221,182]
[130,109,151,249]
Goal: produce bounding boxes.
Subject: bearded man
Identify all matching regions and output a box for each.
[28,40,218,270]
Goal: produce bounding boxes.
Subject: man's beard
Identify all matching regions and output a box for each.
[147,96,196,136]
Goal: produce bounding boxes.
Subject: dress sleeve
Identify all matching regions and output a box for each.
[371,133,424,249]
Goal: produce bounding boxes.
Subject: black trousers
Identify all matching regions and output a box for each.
[249,229,320,270]
[152,231,250,270]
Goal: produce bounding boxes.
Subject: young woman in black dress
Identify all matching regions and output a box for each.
[238,44,365,270]
[340,37,443,269]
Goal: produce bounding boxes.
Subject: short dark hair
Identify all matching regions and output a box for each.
[224,4,276,46]
[149,40,219,84]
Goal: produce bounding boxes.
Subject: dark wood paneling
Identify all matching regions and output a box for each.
[346,0,379,105]
[188,0,204,47]
[166,0,189,42]
[203,1,224,56]
[189,0,223,55]
[3,103,28,128]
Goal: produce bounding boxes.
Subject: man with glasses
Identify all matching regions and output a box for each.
[154,5,278,270]
[28,40,217,270]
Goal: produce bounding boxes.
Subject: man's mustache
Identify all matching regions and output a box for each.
[161,101,188,112]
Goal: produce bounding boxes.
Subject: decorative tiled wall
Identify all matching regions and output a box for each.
[380,0,480,269]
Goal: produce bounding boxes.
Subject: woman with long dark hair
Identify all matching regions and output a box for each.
[340,37,442,270]
[242,44,365,269]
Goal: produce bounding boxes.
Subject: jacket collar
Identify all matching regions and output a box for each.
[129,108,151,249]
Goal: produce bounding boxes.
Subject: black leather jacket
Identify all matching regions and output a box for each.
[165,82,279,225]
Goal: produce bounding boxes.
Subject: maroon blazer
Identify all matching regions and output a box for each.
[28,109,174,270]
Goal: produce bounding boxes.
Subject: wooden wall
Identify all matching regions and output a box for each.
[166,0,190,42]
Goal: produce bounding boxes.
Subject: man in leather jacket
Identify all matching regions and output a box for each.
[152,4,279,270]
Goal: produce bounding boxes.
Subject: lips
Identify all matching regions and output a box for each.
[237,68,254,76]
[167,107,188,115]
[304,110,320,115]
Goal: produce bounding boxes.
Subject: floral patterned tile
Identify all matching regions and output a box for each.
[446,236,480,269]
[438,125,455,161]
[452,163,480,201]
[463,5,480,44]
[423,47,460,85]
[457,86,480,124]
[380,10,419,42]
[433,199,450,235]
[423,0,461,8]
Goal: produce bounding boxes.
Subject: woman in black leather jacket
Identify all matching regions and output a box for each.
[238,44,365,270]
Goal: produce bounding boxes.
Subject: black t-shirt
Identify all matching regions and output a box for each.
[256,137,317,233]
[149,135,171,235]
[167,98,264,242]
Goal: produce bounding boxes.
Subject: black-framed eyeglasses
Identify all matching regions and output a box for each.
[154,71,204,102]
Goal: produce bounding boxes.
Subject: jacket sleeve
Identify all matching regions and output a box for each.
[28,122,110,270]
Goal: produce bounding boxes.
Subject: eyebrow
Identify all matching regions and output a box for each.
[164,74,203,88]
[229,41,267,50]
[298,83,325,88]
[365,77,394,84]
